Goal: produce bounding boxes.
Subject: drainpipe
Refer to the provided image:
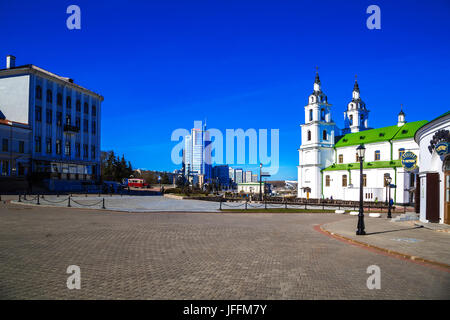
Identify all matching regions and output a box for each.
[394,167,397,204]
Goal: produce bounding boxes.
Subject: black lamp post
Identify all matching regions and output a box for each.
[259,162,263,201]
[356,144,366,235]
[386,176,392,219]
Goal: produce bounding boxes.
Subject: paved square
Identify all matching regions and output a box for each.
[0,202,448,299]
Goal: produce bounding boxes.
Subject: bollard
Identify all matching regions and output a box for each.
[68,197,71,207]
[18,194,21,202]
[245,200,248,210]
[37,194,40,205]
[102,198,105,209]
[219,199,222,210]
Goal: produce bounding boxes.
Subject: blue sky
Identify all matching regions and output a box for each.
[1,0,449,179]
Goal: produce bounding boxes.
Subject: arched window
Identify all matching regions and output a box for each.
[66,96,71,109]
[46,89,52,103]
[342,175,347,187]
[375,150,381,161]
[309,109,313,121]
[349,115,353,125]
[355,152,359,162]
[36,86,42,99]
[325,175,330,187]
[363,174,367,187]
[398,148,405,159]
[307,130,311,141]
[322,130,327,140]
[321,108,325,121]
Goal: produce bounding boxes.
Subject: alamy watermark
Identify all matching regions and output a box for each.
[366,265,381,289]
[66,5,81,30]
[366,5,381,30]
[66,265,81,289]
[171,121,280,175]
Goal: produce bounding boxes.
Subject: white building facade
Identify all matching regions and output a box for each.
[298,72,426,205]
[415,112,450,224]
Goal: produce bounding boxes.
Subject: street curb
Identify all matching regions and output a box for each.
[318,224,450,272]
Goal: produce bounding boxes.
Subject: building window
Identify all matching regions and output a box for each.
[66,115,71,126]
[35,136,41,153]
[2,139,8,152]
[399,148,405,159]
[35,106,42,122]
[92,105,96,117]
[46,138,52,154]
[83,119,89,133]
[321,108,325,121]
[19,141,24,153]
[57,93,63,106]
[76,100,81,112]
[83,144,88,158]
[363,174,367,187]
[65,141,71,156]
[66,96,72,109]
[56,112,62,127]
[84,102,89,114]
[92,121,96,135]
[1,160,9,176]
[76,117,80,129]
[355,152,359,162]
[307,130,311,141]
[375,150,380,161]
[36,86,42,100]
[91,145,96,159]
[309,109,313,121]
[75,143,81,158]
[349,114,353,126]
[46,89,52,103]
[338,154,343,163]
[342,174,347,187]
[56,139,62,155]
[325,175,330,187]
[46,109,52,124]
[322,130,327,140]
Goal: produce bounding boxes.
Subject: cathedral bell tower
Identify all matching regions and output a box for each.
[298,69,337,199]
[343,76,370,133]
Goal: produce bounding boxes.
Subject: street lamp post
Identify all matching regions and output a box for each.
[386,176,392,219]
[356,144,366,235]
[259,163,263,201]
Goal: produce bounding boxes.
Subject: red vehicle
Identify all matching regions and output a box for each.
[126,178,149,188]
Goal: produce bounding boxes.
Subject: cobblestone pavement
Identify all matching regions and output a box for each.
[0,202,448,299]
[322,217,450,266]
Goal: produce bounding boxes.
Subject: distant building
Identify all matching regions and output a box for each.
[212,165,230,186]
[245,170,252,183]
[229,167,235,182]
[237,182,267,195]
[251,174,258,183]
[183,121,211,181]
[234,168,243,184]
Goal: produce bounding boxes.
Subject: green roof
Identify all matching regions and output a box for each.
[322,160,402,172]
[335,120,428,147]
[392,120,428,140]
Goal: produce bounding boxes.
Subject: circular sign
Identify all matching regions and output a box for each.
[435,142,449,156]
[401,151,417,171]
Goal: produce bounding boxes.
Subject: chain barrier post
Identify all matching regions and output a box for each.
[68,196,71,207]
[245,199,248,210]
[102,198,105,209]
[265,199,267,210]
[18,194,21,202]
[37,194,40,205]
[219,198,222,211]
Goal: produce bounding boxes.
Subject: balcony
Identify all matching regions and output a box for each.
[63,124,80,134]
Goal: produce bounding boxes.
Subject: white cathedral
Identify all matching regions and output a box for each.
[297,72,427,204]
